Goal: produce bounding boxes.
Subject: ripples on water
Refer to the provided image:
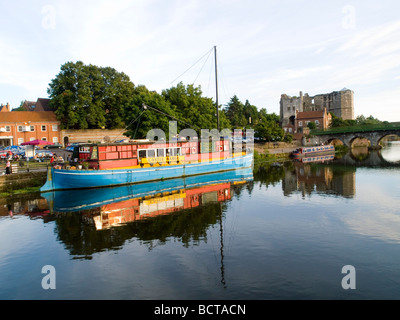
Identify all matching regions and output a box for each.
[1,145,400,300]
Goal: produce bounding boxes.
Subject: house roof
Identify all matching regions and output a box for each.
[21,98,52,111]
[0,111,58,123]
[296,110,326,120]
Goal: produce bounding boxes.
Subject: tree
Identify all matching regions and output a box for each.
[307,122,317,130]
[224,95,245,128]
[123,85,176,139]
[243,100,258,127]
[162,82,230,133]
[47,61,134,129]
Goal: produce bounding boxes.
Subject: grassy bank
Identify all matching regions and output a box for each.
[254,149,290,164]
[0,171,46,197]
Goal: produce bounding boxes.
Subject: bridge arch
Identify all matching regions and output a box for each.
[347,136,371,148]
[324,137,344,146]
[377,133,400,146]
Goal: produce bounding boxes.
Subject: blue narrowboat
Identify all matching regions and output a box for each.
[40,139,253,192]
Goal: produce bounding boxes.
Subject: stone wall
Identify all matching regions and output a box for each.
[280,92,303,126]
[280,88,354,128]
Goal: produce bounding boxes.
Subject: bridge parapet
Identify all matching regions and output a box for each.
[309,124,400,148]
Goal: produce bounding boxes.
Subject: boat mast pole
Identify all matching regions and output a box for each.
[214,45,220,131]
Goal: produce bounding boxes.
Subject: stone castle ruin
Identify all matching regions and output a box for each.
[280,88,354,128]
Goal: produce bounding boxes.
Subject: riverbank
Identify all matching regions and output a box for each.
[0,171,46,196]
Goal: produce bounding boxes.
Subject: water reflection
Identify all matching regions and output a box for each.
[38,169,253,258]
[381,141,400,163]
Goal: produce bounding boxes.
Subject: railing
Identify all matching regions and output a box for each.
[311,123,400,136]
[2,159,50,174]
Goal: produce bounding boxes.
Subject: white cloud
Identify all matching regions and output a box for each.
[336,20,400,57]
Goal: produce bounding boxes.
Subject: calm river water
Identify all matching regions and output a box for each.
[1,142,400,300]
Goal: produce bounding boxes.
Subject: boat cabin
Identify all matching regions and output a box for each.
[71,139,232,170]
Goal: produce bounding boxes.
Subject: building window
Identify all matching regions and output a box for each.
[30,125,35,132]
[5,126,10,132]
[41,125,47,131]
[18,126,24,132]
[298,121,303,127]
[289,128,293,133]
[52,137,59,143]
[18,138,24,145]
[315,120,320,125]
[52,124,58,131]
[42,137,47,141]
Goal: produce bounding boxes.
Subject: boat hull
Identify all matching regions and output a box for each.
[40,154,253,192]
[292,145,335,157]
[41,167,254,213]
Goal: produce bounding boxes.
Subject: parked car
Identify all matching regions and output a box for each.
[43,142,63,149]
[65,142,85,152]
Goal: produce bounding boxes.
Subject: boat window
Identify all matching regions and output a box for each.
[168,148,181,156]
[147,149,156,157]
[157,149,165,157]
[138,150,146,159]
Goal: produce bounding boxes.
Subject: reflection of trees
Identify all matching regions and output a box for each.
[54,202,226,258]
[252,161,293,188]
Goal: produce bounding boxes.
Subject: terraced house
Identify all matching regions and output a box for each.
[0,102,61,147]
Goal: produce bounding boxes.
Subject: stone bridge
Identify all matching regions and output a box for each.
[310,125,400,148]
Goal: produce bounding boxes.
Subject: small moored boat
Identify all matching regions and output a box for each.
[291,144,335,158]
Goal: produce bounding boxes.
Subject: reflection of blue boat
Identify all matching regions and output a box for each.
[42,168,253,213]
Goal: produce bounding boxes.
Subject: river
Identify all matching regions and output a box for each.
[1,142,400,300]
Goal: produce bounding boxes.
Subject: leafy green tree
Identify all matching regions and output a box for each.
[307,122,317,130]
[243,100,258,127]
[123,85,176,139]
[162,82,230,133]
[47,61,134,129]
[224,95,245,128]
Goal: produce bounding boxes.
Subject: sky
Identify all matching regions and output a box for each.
[0,0,400,121]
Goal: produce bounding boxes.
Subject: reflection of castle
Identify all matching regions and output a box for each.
[282,162,356,198]
[85,183,232,230]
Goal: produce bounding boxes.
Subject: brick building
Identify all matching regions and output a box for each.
[0,104,61,147]
[0,99,128,147]
[295,108,332,132]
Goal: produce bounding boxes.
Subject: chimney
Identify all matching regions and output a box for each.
[0,103,10,112]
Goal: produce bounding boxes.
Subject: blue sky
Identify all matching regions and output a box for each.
[1,0,399,121]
